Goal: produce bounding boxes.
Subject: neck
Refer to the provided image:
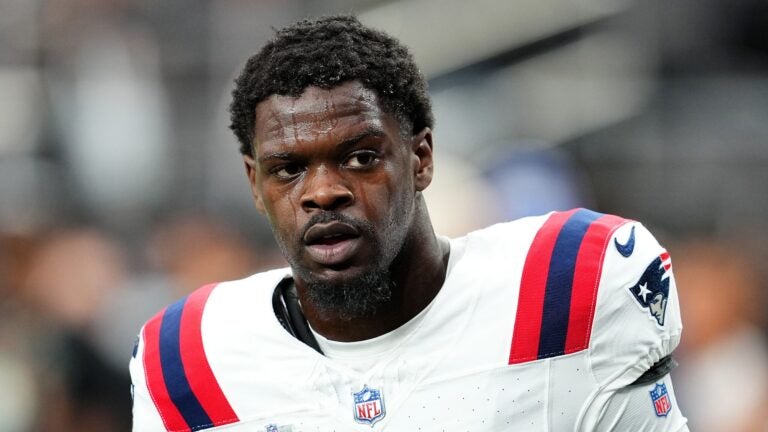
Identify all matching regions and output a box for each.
[297,209,450,342]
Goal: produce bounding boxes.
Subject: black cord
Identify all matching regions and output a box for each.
[272,277,324,355]
[630,355,677,386]
[272,278,295,337]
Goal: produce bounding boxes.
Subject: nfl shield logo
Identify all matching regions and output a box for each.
[650,383,672,417]
[353,384,386,426]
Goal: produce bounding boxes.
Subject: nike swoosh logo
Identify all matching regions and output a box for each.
[614,225,636,257]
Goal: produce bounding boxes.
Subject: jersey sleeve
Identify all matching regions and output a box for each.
[579,222,687,430]
[130,327,167,431]
[589,375,689,431]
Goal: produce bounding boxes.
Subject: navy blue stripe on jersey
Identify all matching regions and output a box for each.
[537,208,602,359]
[159,297,213,429]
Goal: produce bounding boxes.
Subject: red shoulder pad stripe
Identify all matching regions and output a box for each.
[564,214,628,354]
[179,283,239,427]
[509,209,578,364]
[143,308,189,431]
[142,284,239,431]
[509,209,630,365]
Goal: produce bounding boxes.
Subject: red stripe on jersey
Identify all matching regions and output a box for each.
[143,308,189,432]
[509,209,578,364]
[564,215,629,354]
[178,283,239,427]
[660,250,672,270]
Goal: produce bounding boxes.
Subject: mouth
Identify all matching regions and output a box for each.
[303,221,363,266]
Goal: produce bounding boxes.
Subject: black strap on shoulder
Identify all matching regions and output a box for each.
[272,278,294,336]
[630,354,677,386]
[272,277,323,355]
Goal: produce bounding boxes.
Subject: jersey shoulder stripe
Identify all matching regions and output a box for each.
[142,283,239,431]
[509,208,629,364]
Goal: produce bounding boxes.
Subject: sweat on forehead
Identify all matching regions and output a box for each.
[254,83,383,141]
[228,15,434,156]
[252,84,406,157]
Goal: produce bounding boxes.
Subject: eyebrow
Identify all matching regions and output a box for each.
[336,126,386,153]
[257,151,294,163]
[257,126,386,163]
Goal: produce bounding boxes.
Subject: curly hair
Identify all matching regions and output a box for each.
[229,15,434,156]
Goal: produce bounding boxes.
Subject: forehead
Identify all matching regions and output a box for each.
[254,81,394,148]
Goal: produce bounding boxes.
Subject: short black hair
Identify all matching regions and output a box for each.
[229,15,434,156]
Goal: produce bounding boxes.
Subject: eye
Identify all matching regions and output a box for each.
[345,151,379,169]
[273,163,304,180]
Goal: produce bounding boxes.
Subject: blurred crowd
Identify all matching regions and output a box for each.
[0,216,285,431]
[673,236,768,432]
[2,0,768,431]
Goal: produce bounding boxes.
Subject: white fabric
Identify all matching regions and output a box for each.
[131,212,688,431]
[311,300,432,374]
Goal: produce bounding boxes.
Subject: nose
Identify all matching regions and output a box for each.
[300,166,354,211]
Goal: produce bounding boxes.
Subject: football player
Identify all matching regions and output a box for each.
[131,15,688,431]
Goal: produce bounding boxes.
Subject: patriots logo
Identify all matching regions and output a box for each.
[629,251,671,326]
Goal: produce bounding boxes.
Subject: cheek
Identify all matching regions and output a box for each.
[364,165,414,231]
[359,168,400,220]
[386,159,415,211]
[263,188,302,237]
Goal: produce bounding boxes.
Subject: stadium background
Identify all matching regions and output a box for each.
[1,0,766,430]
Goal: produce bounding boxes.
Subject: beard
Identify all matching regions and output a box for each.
[302,267,394,321]
[273,211,398,321]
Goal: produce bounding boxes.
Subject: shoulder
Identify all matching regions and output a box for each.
[505,209,681,372]
[590,219,682,386]
[130,267,291,431]
[507,208,634,363]
[461,208,628,256]
[133,266,291,360]
[505,208,682,386]
[138,267,291,344]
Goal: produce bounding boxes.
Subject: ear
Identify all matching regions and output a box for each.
[243,154,266,214]
[411,127,434,192]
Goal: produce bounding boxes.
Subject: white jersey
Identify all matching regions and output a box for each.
[130,209,688,431]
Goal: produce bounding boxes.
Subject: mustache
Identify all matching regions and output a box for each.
[300,211,375,240]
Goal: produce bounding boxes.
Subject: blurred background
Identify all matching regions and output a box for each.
[1,0,766,430]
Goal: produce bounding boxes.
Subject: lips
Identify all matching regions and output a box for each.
[303,221,363,266]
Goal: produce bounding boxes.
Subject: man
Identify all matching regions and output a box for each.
[130,16,688,431]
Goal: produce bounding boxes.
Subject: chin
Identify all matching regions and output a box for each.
[300,264,393,320]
